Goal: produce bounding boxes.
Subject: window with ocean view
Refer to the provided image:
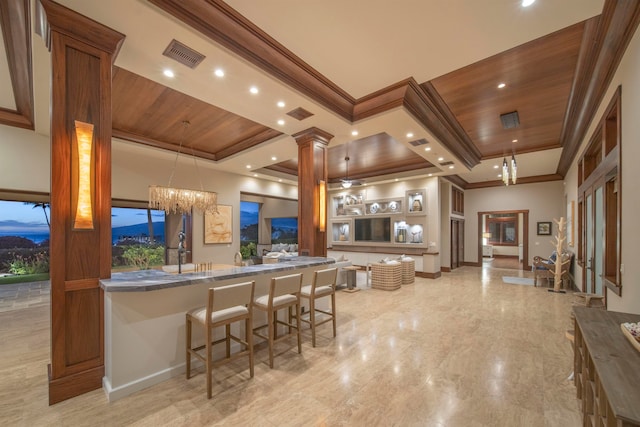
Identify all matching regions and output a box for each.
[0,200,167,281]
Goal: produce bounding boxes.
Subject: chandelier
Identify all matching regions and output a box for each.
[149,121,218,214]
[502,154,517,186]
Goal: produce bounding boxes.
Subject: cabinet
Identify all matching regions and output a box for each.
[573,307,640,426]
[482,245,493,257]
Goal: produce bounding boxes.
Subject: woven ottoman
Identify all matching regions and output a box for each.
[401,258,415,284]
[370,262,402,291]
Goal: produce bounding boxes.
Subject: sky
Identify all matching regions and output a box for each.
[0,201,164,234]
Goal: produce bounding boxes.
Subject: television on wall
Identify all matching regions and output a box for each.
[354,217,391,242]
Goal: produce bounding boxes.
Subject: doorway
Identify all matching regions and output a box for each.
[451,218,464,269]
[478,210,529,271]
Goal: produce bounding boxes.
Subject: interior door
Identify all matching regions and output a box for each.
[451,219,464,269]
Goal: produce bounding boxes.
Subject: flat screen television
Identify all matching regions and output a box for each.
[354,217,391,242]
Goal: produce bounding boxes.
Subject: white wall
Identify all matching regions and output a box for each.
[566,25,640,313]
[464,181,564,264]
[0,126,50,192]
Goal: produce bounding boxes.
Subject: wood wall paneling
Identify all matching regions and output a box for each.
[39,0,124,405]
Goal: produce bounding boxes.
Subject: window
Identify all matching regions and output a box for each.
[111,206,165,270]
[0,200,51,280]
[271,217,298,244]
[486,215,518,246]
[240,201,259,258]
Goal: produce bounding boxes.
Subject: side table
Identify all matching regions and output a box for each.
[342,266,361,293]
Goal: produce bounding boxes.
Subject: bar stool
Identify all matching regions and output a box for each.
[300,268,337,347]
[185,281,255,399]
[253,273,303,368]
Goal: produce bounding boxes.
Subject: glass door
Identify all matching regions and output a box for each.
[583,183,604,296]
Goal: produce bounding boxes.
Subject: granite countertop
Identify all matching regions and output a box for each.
[100,256,336,292]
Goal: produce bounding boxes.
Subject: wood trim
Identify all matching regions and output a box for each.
[417,271,441,279]
[47,364,104,406]
[0,188,49,201]
[557,0,640,175]
[148,0,355,121]
[64,278,99,292]
[330,245,427,256]
[465,173,563,189]
[0,0,34,129]
[440,267,451,273]
[462,262,482,267]
[444,175,469,190]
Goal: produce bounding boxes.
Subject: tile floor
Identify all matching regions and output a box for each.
[0,266,581,426]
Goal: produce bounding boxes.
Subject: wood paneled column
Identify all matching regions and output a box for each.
[294,128,333,257]
[37,0,124,405]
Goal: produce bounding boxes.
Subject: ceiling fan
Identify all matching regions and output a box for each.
[341,144,363,188]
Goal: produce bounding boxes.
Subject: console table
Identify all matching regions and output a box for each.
[573,307,640,426]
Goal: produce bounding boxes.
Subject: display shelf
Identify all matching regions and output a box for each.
[406,189,425,215]
[332,192,365,216]
[365,199,402,215]
[330,219,352,244]
[394,220,424,244]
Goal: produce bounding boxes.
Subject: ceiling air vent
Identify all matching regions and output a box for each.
[287,107,314,121]
[409,138,429,147]
[439,161,454,166]
[500,111,520,129]
[163,39,205,69]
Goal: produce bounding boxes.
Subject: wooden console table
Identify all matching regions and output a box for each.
[573,307,640,426]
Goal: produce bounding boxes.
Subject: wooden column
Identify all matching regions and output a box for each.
[294,128,333,257]
[37,0,124,405]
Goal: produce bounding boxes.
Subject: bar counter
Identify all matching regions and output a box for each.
[100,257,338,401]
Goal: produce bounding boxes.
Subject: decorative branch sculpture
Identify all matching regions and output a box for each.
[550,217,567,293]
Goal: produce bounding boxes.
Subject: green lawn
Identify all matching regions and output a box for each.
[0,273,50,285]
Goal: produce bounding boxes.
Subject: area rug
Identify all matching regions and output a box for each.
[502,276,535,286]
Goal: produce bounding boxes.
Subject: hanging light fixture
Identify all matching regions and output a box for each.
[341,144,353,189]
[501,153,517,186]
[149,121,218,214]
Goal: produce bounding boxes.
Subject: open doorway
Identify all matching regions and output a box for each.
[478,210,529,271]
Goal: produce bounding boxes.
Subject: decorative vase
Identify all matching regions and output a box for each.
[412,199,422,212]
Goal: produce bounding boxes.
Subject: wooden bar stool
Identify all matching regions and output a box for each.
[253,273,303,368]
[300,268,337,347]
[185,281,255,399]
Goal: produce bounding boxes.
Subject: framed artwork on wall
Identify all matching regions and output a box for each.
[204,204,232,244]
[537,221,552,236]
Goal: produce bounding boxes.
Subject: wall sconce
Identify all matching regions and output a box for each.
[73,120,94,229]
[318,179,326,232]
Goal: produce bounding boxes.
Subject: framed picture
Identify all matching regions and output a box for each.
[204,205,232,244]
[537,221,552,236]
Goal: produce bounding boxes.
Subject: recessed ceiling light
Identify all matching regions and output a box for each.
[214,68,224,77]
[163,69,174,78]
[253,173,258,177]
[498,82,506,89]
[249,86,259,94]
[406,132,414,138]
[351,130,358,136]
[246,165,251,169]
[438,157,444,162]
[395,178,399,182]
[493,165,499,169]
[277,101,285,108]
[512,139,518,143]
[428,173,433,177]
[498,174,502,178]
[449,165,454,169]
[277,119,285,126]
[424,147,432,152]
[522,0,535,7]
[271,156,277,161]
[278,179,283,182]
